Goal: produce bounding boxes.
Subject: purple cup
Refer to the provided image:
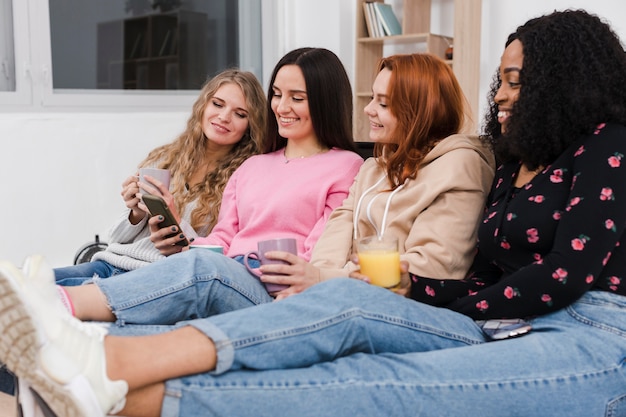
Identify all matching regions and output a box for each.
[243,238,297,293]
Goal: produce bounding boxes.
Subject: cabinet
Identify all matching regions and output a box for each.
[354,0,482,139]
[97,10,208,90]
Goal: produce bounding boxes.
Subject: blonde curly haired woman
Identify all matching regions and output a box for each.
[54,69,267,286]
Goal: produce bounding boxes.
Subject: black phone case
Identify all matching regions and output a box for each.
[142,194,189,247]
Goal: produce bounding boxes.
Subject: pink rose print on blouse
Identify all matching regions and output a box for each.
[550,168,565,183]
[500,240,511,250]
[476,300,489,312]
[565,196,583,212]
[553,211,562,220]
[585,274,594,284]
[495,177,503,188]
[541,294,553,307]
[574,146,585,157]
[606,219,616,232]
[608,276,621,291]
[425,286,436,297]
[528,195,545,203]
[569,172,580,190]
[504,286,520,299]
[608,152,623,168]
[594,122,606,134]
[600,187,614,201]
[552,268,568,283]
[533,253,543,264]
[506,213,517,221]
[603,252,612,266]
[527,228,539,243]
[524,183,533,191]
[571,234,590,251]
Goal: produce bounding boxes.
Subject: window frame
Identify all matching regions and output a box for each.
[0,0,275,111]
[0,0,32,106]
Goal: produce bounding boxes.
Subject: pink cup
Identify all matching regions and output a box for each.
[139,168,170,195]
[243,238,297,293]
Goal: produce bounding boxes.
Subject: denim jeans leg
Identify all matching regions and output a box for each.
[161,290,626,417]
[97,250,274,326]
[54,260,125,286]
[187,278,486,374]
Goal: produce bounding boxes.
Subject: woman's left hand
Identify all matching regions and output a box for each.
[348,255,412,297]
[393,261,412,297]
[258,251,321,300]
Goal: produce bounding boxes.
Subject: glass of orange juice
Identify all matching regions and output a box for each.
[356,236,400,288]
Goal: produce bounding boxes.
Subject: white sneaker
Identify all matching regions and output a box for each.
[0,257,128,417]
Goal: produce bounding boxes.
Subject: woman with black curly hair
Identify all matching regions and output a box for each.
[1,9,625,417]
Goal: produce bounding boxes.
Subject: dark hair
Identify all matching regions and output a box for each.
[375,53,466,187]
[263,47,357,153]
[483,9,626,169]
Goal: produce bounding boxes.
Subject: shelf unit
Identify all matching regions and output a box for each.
[97,10,209,90]
[354,0,482,139]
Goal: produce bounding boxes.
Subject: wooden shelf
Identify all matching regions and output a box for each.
[97,10,209,90]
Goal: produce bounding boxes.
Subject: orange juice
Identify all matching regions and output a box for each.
[358,250,400,288]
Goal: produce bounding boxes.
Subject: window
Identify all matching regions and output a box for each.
[0,0,264,109]
[0,0,14,92]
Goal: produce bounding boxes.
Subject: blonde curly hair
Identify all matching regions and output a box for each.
[140,69,266,234]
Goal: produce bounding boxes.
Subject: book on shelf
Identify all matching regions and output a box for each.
[129,33,144,59]
[363,2,383,38]
[373,2,402,36]
[371,3,385,37]
[362,2,376,37]
[158,29,172,56]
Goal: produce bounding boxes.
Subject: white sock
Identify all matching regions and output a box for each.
[56,285,75,316]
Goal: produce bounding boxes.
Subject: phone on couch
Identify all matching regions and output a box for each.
[141,194,189,247]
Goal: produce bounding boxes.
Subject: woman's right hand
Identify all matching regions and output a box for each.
[121,173,146,224]
[148,215,189,256]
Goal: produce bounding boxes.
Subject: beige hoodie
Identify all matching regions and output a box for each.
[311,133,495,280]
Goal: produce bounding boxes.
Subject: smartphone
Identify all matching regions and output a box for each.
[475,319,532,341]
[141,194,189,247]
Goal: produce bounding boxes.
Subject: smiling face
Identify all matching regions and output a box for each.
[494,39,524,134]
[270,65,315,142]
[363,67,397,143]
[201,82,250,149]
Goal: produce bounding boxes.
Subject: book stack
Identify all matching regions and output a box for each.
[363,2,402,38]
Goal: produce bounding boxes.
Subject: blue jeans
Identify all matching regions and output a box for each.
[54,260,127,286]
[97,250,273,326]
[111,279,626,416]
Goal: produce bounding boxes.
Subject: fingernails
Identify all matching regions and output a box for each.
[179,234,185,239]
[159,215,164,221]
[171,226,177,232]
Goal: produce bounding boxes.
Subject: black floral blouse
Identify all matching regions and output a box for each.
[410,123,626,320]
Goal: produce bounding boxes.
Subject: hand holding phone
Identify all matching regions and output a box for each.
[141,194,189,247]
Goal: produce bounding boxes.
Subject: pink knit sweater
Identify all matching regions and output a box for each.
[194,148,363,260]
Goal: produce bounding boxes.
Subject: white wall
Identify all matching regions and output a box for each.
[2,0,626,268]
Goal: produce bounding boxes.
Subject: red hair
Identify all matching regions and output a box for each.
[374,53,467,187]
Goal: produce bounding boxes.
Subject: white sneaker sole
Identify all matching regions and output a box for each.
[0,262,90,417]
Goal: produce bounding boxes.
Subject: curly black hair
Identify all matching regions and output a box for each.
[482,9,626,170]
